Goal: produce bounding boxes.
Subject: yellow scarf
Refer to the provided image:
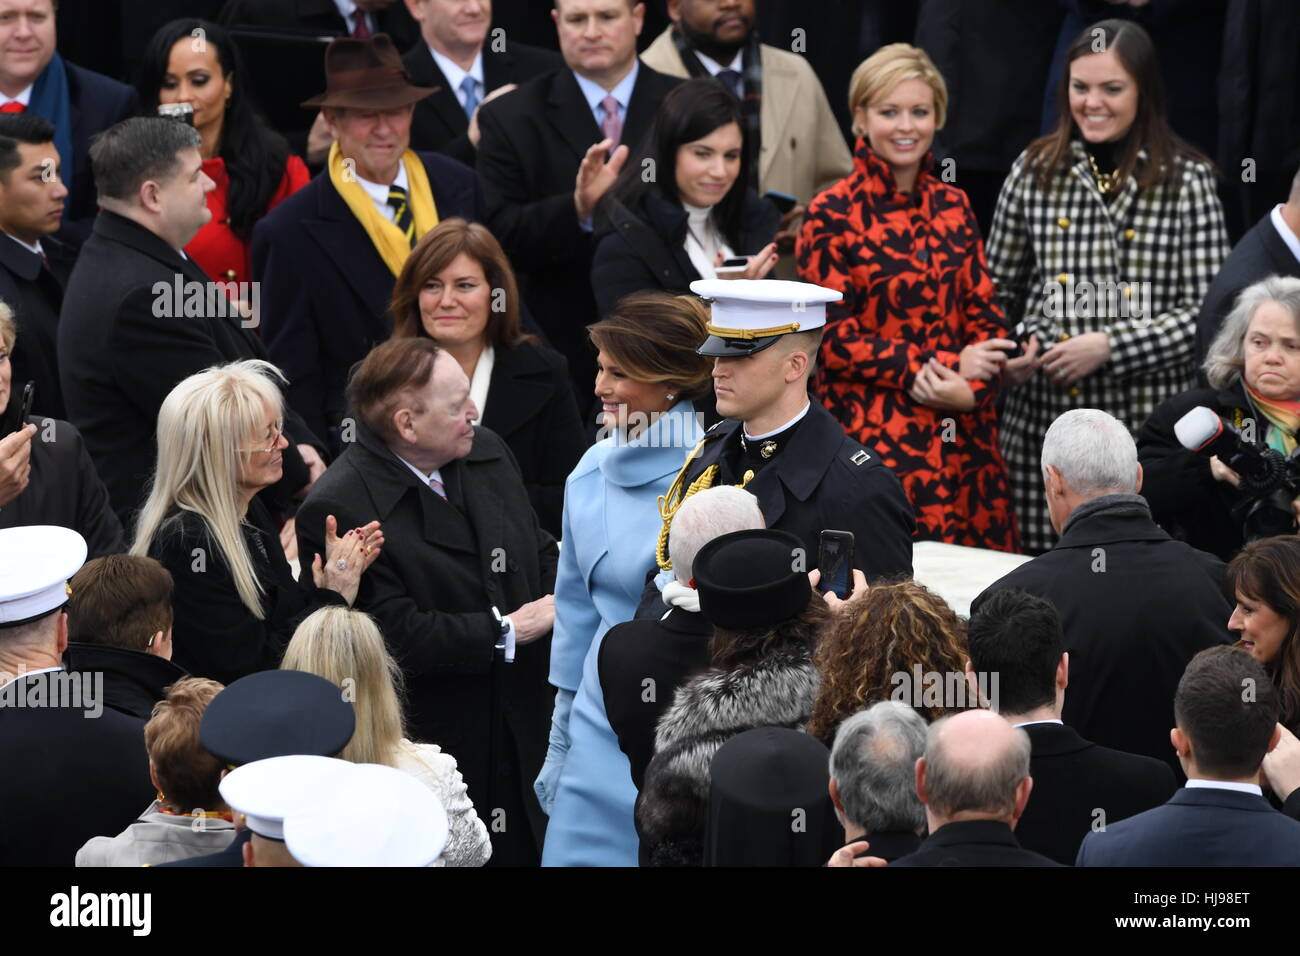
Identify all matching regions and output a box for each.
[1246,383,1300,456]
[327,142,439,276]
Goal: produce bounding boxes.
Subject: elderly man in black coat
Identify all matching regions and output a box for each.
[972,409,1233,775]
[297,337,557,866]
[57,118,321,526]
[252,35,486,449]
[889,710,1061,867]
[1195,167,1300,364]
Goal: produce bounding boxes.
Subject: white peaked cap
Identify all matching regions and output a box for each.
[284,762,450,867]
[0,526,87,626]
[219,754,353,841]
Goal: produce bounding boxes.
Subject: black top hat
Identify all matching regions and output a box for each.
[200,670,356,766]
[692,528,812,630]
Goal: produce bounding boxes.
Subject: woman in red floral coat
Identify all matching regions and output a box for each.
[797,43,1020,552]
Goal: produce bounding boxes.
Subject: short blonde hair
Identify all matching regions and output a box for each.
[848,43,948,132]
[0,299,14,352]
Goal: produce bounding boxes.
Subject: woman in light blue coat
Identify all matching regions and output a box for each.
[537,291,715,866]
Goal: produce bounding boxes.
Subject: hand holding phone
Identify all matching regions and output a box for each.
[817,530,855,600]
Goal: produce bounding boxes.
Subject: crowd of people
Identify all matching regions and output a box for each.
[2,0,1300,869]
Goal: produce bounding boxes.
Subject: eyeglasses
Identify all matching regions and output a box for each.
[237,420,285,454]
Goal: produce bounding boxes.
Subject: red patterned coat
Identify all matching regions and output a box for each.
[796,141,1018,552]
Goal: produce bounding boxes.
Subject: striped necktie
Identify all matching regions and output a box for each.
[387,184,416,247]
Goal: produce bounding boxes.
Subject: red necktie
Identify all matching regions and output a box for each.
[351,11,372,39]
[0,102,25,114]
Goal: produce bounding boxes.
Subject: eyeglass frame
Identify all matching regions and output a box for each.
[236,419,286,454]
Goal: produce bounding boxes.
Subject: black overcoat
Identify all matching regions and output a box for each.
[972,502,1233,773]
[252,152,485,444]
[296,421,558,857]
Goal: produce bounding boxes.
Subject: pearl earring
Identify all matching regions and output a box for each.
[666,392,675,403]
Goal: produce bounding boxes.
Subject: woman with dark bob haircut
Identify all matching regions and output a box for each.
[1226,535,1300,735]
[136,18,309,285]
[590,77,780,316]
[388,218,585,536]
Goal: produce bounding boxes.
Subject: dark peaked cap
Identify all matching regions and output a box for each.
[692,528,811,630]
[200,670,355,766]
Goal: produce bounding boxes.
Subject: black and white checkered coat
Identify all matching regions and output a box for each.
[986,141,1230,552]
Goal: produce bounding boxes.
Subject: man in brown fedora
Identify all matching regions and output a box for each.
[252,33,485,449]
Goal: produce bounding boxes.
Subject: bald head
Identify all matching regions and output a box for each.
[917,710,1032,829]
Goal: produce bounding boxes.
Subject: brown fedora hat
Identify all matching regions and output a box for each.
[301,34,437,110]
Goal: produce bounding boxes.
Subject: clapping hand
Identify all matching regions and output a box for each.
[311,514,384,606]
[574,138,630,221]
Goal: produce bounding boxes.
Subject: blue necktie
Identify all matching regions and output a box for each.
[460,75,480,118]
[718,69,743,100]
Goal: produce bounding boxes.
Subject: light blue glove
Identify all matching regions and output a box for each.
[533,687,576,816]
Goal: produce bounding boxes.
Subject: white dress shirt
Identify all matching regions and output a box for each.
[1271,204,1300,267]
[0,665,61,691]
[332,0,373,35]
[1185,779,1264,797]
[6,233,42,257]
[467,343,494,425]
[744,401,811,441]
[1012,719,1064,728]
[0,84,33,111]
[694,48,745,76]
[354,161,409,225]
[429,46,485,110]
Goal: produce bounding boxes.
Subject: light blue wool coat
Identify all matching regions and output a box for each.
[541,403,703,867]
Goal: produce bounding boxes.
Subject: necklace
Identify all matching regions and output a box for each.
[1087,152,1120,195]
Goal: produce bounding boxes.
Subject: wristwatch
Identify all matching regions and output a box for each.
[490,606,512,660]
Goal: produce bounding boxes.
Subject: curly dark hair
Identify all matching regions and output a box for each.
[710,596,831,671]
[806,580,969,744]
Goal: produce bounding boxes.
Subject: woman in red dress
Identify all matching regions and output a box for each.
[797,43,1019,552]
[137,19,309,288]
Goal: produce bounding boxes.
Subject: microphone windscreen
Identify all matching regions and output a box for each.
[1174,406,1223,452]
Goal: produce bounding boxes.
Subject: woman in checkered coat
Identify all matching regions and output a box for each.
[989,19,1229,553]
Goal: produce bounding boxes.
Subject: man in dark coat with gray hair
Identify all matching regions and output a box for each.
[971,408,1232,775]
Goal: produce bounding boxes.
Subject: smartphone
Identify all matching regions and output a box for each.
[716,256,750,279]
[763,190,799,215]
[157,102,195,126]
[7,381,33,435]
[818,530,855,600]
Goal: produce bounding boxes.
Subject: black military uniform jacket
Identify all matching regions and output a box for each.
[639,402,915,617]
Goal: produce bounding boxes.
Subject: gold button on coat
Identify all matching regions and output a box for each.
[1124,228,1135,240]
[1057,217,1070,228]
[1057,272,1069,285]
